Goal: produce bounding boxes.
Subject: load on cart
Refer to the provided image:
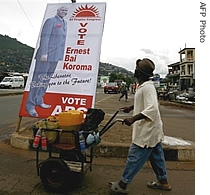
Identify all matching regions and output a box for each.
[32,108,123,193]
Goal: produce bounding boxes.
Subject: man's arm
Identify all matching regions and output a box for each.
[121,105,147,126]
[123,113,147,126]
[39,18,54,57]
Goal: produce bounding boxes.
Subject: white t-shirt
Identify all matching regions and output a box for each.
[132,80,164,148]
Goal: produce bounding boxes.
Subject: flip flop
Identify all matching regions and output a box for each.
[147,181,172,191]
[108,181,128,194]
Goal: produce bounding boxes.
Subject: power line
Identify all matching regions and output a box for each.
[17,0,33,27]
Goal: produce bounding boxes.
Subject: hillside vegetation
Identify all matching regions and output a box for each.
[0,34,133,80]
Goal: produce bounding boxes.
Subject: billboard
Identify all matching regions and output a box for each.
[100,76,109,87]
[19,2,106,118]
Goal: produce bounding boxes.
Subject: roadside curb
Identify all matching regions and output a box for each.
[0,92,24,96]
[159,100,195,110]
[93,141,195,161]
[10,128,33,150]
[10,128,195,162]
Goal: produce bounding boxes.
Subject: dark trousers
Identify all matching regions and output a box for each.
[119,90,128,100]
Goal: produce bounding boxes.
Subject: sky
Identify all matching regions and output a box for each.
[0,0,198,77]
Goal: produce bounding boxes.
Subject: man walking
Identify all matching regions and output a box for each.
[119,79,128,102]
[109,58,171,193]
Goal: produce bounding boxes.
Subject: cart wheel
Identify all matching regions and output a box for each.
[40,158,71,192]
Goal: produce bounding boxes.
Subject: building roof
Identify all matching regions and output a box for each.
[167,61,180,67]
[178,47,195,53]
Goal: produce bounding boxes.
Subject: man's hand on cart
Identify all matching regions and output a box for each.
[123,117,135,126]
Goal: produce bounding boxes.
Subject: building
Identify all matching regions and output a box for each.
[167,61,180,89]
[179,48,195,90]
[167,48,195,91]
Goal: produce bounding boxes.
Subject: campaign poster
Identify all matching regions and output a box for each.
[19,2,106,118]
[100,76,109,87]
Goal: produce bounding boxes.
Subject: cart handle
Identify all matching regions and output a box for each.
[99,118,124,136]
[99,110,119,134]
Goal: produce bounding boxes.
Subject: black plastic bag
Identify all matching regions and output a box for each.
[82,108,105,132]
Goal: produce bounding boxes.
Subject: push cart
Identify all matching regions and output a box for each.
[33,109,123,192]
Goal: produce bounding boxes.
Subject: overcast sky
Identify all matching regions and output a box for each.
[0,0,197,77]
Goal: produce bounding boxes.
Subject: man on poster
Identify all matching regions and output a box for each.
[26,6,68,117]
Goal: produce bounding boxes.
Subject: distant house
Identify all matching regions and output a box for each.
[167,48,195,91]
[167,61,180,89]
[179,48,195,90]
